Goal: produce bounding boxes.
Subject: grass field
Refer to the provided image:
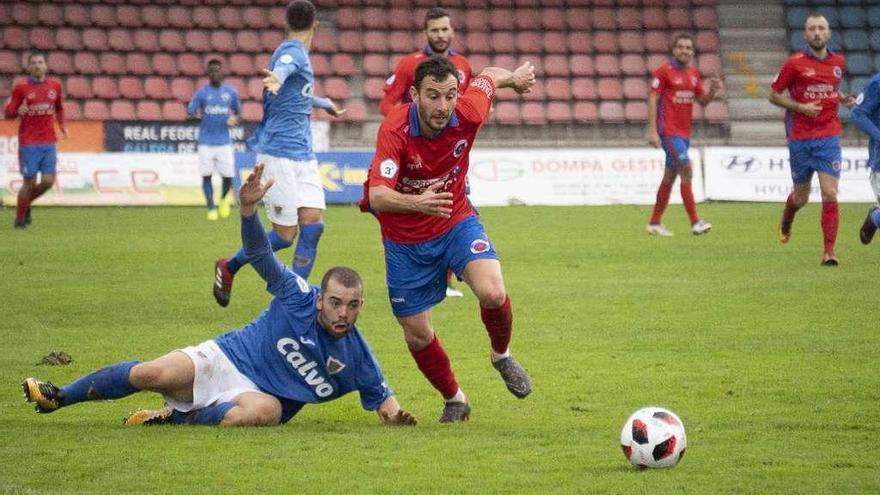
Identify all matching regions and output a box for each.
[1,203,878,494]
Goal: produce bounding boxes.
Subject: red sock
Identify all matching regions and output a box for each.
[821,201,839,254]
[446,270,453,285]
[409,335,459,400]
[29,183,50,202]
[15,189,30,224]
[480,295,512,354]
[649,181,673,225]
[782,193,799,224]
[680,181,699,224]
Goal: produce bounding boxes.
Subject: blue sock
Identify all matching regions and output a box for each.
[60,360,140,407]
[293,223,324,279]
[871,208,880,228]
[169,402,235,425]
[202,176,215,210]
[227,230,293,274]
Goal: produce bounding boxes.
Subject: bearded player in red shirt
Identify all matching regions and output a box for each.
[4,52,68,229]
[770,14,855,266]
[366,57,534,422]
[646,33,721,237]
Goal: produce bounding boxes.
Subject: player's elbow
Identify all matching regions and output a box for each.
[368,187,388,211]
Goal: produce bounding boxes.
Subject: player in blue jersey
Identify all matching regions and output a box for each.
[851,71,880,245]
[214,0,345,306]
[22,164,417,428]
[187,58,242,221]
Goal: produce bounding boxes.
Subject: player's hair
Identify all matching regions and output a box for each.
[320,267,363,294]
[286,0,316,31]
[669,33,694,51]
[414,56,459,90]
[28,51,47,63]
[804,14,829,26]
[206,58,223,68]
[424,7,451,29]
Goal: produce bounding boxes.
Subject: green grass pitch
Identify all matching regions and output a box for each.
[1,203,878,494]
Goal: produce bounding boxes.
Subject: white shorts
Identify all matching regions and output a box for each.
[164,340,260,412]
[258,153,325,227]
[198,145,235,177]
[871,170,880,204]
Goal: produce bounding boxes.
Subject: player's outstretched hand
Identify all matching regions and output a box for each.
[239,164,274,216]
[414,181,454,219]
[259,69,281,95]
[511,61,536,95]
[324,99,347,118]
[388,409,418,426]
[838,92,856,109]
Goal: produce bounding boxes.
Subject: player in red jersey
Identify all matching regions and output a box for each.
[366,56,535,422]
[4,52,67,229]
[645,33,721,237]
[770,14,855,265]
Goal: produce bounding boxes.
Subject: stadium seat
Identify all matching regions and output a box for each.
[571,78,597,100]
[646,54,668,72]
[268,6,287,29]
[83,99,111,119]
[643,8,667,30]
[63,100,82,121]
[2,27,28,50]
[598,101,625,122]
[624,101,648,121]
[100,53,126,75]
[93,77,119,99]
[691,104,704,121]
[591,8,616,30]
[62,5,90,27]
[493,102,520,124]
[311,54,331,77]
[218,7,242,29]
[82,29,109,52]
[336,8,359,29]
[516,32,542,55]
[241,101,263,121]
[521,81,545,101]
[595,55,620,77]
[344,101,369,123]
[363,54,390,77]
[847,53,873,76]
[232,31,260,53]
[37,4,65,27]
[617,8,642,30]
[90,5,117,28]
[110,100,137,120]
[152,54,178,76]
[170,78,194,102]
[159,30,185,53]
[338,31,362,54]
[593,32,619,54]
[133,30,160,53]
[141,6,169,28]
[696,31,720,53]
[65,76,93,99]
[312,31,337,54]
[0,51,20,74]
[144,77,171,99]
[468,54,491,73]
[567,10,589,31]
[698,54,722,76]
[619,54,645,76]
[597,78,623,100]
[521,102,547,125]
[363,77,386,100]
[623,77,648,99]
[162,101,187,120]
[466,33,492,54]
[54,29,83,52]
[871,31,880,51]
[489,10,515,31]
[386,31,413,54]
[74,53,100,75]
[192,7,217,29]
[177,54,203,77]
[693,7,719,30]
[182,31,210,53]
[241,7,269,29]
[362,7,386,30]
[667,8,692,30]
[330,54,357,76]
[28,28,56,51]
[869,7,880,28]
[388,9,414,31]
[542,32,567,55]
[108,29,135,52]
[125,53,152,76]
[323,78,351,100]
[364,31,389,54]
[644,31,668,53]
[47,52,74,75]
[537,9,563,31]
[136,101,163,120]
[618,32,644,53]
[573,101,598,122]
[843,30,869,51]
[228,54,253,76]
[568,33,593,54]
[491,32,516,53]
[242,79,262,101]
[814,6,839,28]
[116,5,142,28]
[546,102,572,123]
[544,78,571,101]
[570,55,595,77]
[704,101,729,123]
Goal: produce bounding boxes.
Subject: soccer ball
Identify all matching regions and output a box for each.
[620,406,687,469]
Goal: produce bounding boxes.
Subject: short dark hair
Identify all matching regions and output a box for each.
[206,58,223,67]
[28,51,47,63]
[670,33,694,51]
[424,7,450,29]
[414,56,459,90]
[286,0,316,31]
[805,13,828,26]
[320,266,363,294]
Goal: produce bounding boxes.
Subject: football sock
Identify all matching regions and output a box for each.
[782,193,800,225]
[220,177,232,202]
[15,189,29,224]
[292,223,324,280]
[227,230,293,274]
[60,360,140,407]
[410,335,459,400]
[680,181,699,224]
[871,207,880,228]
[481,295,512,357]
[649,181,673,225]
[821,201,839,254]
[202,176,215,210]
[169,402,235,425]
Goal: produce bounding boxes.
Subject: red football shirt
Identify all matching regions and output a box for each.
[4,77,65,145]
[368,76,495,244]
[651,61,704,138]
[770,50,846,140]
[379,48,472,116]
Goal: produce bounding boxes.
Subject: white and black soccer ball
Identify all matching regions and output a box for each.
[620,406,687,469]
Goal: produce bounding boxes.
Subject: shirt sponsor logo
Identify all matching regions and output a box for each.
[205,105,230,115]
[470,239,490,254]
[453,139,468,158]
[470,77,495,99]
[276,338,334,397]
[804,84,837,100]
[673,90,695,104]
[379,158,398,178]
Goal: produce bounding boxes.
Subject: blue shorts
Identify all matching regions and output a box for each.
[384,216,497,317]
[660,135,690,168]
[19,144,57,178]
[788,136,841,184]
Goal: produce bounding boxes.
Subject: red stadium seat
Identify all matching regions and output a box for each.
[125,53,152,76]
[489,10,515,31]
[110,101,137,120]
[468,54,490,73]
[242,7,269,29]
[162,101,187,120]
[225,77,247,100]
[591,8,616,30]
[388,9,414,30]
[184,31,211,53]
[643,8,667,30]
[141,6,169,28]
[343,101,369,123]
[37,4,65,27]
[624,101,648,121]
[207,31,235,53]
[491,32,516,53]
[572,78,597,100]
[544,78,571,100]
[704,101,728,123]
[647,54,668,72]
[152,54,178,76]
[387,32,414,54]
[108,30,135,52]
[546,102,572,123]
[116,6,142,28]
[571,55,597,77]
[667,9,692,30]
[217,7,241,29]
[177,54,203,77]
[622,78,648,99]
[694,7,718,30]
[136,101,163,120]
[0,51,20,74]
[364,31,388,53]
[568,33,593,54]
[241,101,263,121]
[258,31,283,53]
[312,31,337,54]
[170,78,195,102]
[336,9,359,29]
[594,55,620,77]
[55,29,84,51]
[63,100,82,120]
[466,32,492,55]
[363,54,390,77]
[82,29,109,51]
[363,77,386,100]
[521,102,547,125]
[618,32,644,54]
[247,79,264,101]
[698,54,722,76]
[268,7,287,29]
[323,78,351,100]
[74,53,100,75]
[515,32,542,54]
[47,53,74,75]
[618,8,642,30]
[696,31,720,53]
[541,9,565,30]
[338,31,362,53]
[311,54,331,77]
[620,54,646,76]
[593,32,619,54]
[254,54,270,71]
[465,11,489,32]
[83,100,109,120]
[567,10,589,31]
[493,102,520,124]
[2,27,28,50]
[192,7,217,29]
[513,8,535,30]
[63,5,90,27]
[100,53,126,75]
[597,78,623,100]
[229,31,257,53]
[362,8,386,30]
[598,101,625,122]
[331,54,357,76]
[65,77,93,99]
[691,104,703,121]
[92,5,118,28]
[542,55,568,77]
[542,32,567,54]
[573,101,598,122]
[118,77,146,99]
[228,54,253,76]
[521,81,545,101]
[92,77,119,99]
[144,77,171,99]
[29,28,56,51]
[133,30,160,53]
[159,30,185,53]
[12,4,38,26]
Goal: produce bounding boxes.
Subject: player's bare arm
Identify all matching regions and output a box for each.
[376,396,417,426]
[239,164,275,216]
[769,91,821,117]
[646,93,661,148]
[478,62,536,94]
[260,69,282,95]
[323,98,346,118]
[369,181,453,218]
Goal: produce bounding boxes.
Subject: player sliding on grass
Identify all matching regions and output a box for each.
[850,70,880,245]
[22,164,416,428]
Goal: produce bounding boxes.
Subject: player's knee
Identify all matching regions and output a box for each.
[477,288,507,309]
[41,177,55,188]
[129,363,164,390]
[403,328,434,351]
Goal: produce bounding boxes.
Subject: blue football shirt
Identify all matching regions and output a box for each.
[187,83,241,146]
[852,73,880,172]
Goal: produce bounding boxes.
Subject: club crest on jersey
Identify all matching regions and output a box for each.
[221,93,230,101]
[453,139,468,158]
[326,356,346,375]
[47,90,57,99]
[457,70,466,85]
[832,67,842,79]
[470,239,491,254]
